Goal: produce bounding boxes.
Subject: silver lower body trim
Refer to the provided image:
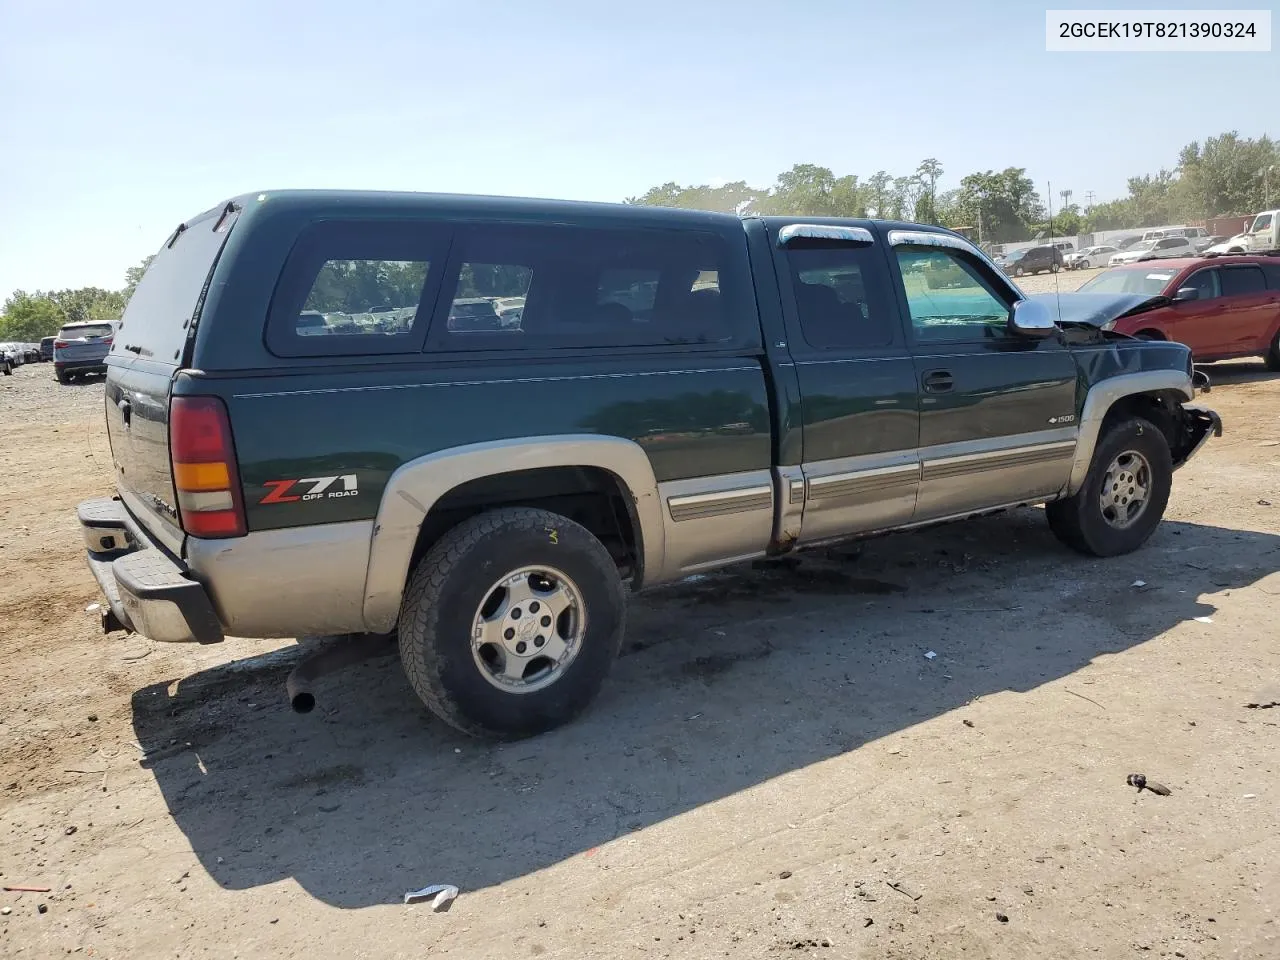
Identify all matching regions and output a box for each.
[186,520,374,638]
[656,470,774,578]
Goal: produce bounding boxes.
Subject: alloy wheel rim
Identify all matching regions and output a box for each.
[470,565,585,694]
[1098,450,1152,529]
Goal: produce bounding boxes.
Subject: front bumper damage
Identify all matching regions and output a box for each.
[1172,403,1222,470]
[79,497,223,643]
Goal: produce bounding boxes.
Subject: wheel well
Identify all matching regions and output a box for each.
[408,466,641,580]
[1102,391,1181,451]
[1134,329,1166,341]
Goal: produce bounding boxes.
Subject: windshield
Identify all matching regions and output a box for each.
[59,323,114,339]
[1006,249,1027,261]
[1078,268,1175,296]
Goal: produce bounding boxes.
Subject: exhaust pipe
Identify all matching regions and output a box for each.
[286,633,397,713]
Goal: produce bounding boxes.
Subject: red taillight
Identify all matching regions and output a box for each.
[54,339,69,348]
[102,338,113,347]
[169,396,246,538]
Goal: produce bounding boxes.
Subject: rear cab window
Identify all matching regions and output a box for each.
[429,222,749,351]
[118,204,239,366]
[266,220,448,356]
[267,219,753,355]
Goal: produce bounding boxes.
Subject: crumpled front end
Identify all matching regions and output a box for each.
[1171,403,1222,470]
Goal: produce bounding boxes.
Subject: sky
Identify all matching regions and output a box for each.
[0,0,1274,300]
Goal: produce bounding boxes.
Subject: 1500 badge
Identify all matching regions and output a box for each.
[259,474,359,504]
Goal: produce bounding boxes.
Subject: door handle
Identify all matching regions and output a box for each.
[922,370,954,393]
[118,398,132,428]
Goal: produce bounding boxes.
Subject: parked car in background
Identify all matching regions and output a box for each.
[1002,245,1063,276]
[22,343,41,363]
[1107,236,1197,264]
[1114,235,1144,250]
[447,297,505,331]
[40,337,56,361]
[1075,254,1280,366]
[1065,245,1119,270]
[0,343,19,375]
[53,320,117,383]
[1051,241,1075,257]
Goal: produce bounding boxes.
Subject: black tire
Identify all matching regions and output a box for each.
[398,507,626,738]
[1046,417,1172,557]
[1014,266,1025,277]
[1050,262,1060,274]
[56,369,71,384]
[1265,331,1280,372]
[2,362,11,376]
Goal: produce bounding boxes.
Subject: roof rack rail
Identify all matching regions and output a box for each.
[1200,248,1280,259]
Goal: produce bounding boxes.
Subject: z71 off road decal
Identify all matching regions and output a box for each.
[260,474,359,504]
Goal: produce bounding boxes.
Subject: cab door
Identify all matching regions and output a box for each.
[886,232,1079,521]
[770,223,920,544]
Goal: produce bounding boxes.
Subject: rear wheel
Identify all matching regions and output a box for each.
[2,361,11,376]
[55,369,71,384]
[1046,417,1172,557]
[1050,262,1060,274]
[1014,266,1025,277]
[398,507,626,738]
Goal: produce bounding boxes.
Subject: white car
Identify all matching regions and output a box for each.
[1106,236,1197,264]
[1065,245,1119,270]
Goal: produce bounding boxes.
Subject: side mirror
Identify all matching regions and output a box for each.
[1174,286,1200,302]
[1009,299,1057,338]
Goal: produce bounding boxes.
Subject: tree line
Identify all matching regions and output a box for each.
[628,130,1277,244]
[0,256,153,342]
[2,129,1273,340]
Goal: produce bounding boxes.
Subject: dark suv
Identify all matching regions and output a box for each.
[1003,245,1064,277]
[78,191,1220,738]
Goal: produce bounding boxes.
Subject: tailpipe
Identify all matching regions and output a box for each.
[286,632,397,714]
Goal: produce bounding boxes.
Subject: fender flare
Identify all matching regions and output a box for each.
[361,435,665,634]
[1064,370,1194,496]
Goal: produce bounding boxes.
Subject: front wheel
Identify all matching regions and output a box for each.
[1050,262,1060,274]
[1265,330,1280,372]
[2,362,11,376]
[1014,266,1025,277]
[398,507,626,738]
[56,369,71,384]
[1046,417,1172,557]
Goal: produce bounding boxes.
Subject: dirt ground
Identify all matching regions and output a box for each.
[2,292,1278,959]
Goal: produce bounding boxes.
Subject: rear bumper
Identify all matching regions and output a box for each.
[79,497,224,643]
[56,359,108,372]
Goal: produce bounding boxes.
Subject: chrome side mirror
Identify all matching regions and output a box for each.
[1008,299,1057,338]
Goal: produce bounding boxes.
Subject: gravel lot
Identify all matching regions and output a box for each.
[2,312,1278,959]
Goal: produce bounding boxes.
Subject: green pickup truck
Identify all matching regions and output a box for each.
[80,191,1220,737]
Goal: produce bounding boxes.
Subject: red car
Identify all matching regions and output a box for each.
[1076,254,1280,367]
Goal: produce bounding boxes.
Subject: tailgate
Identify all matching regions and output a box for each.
[105,204,239,551]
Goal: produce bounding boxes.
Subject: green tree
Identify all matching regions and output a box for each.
[48,287,126,323]
[0,291,65,340]
[123,256,156,301]
[916,158,944,223]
